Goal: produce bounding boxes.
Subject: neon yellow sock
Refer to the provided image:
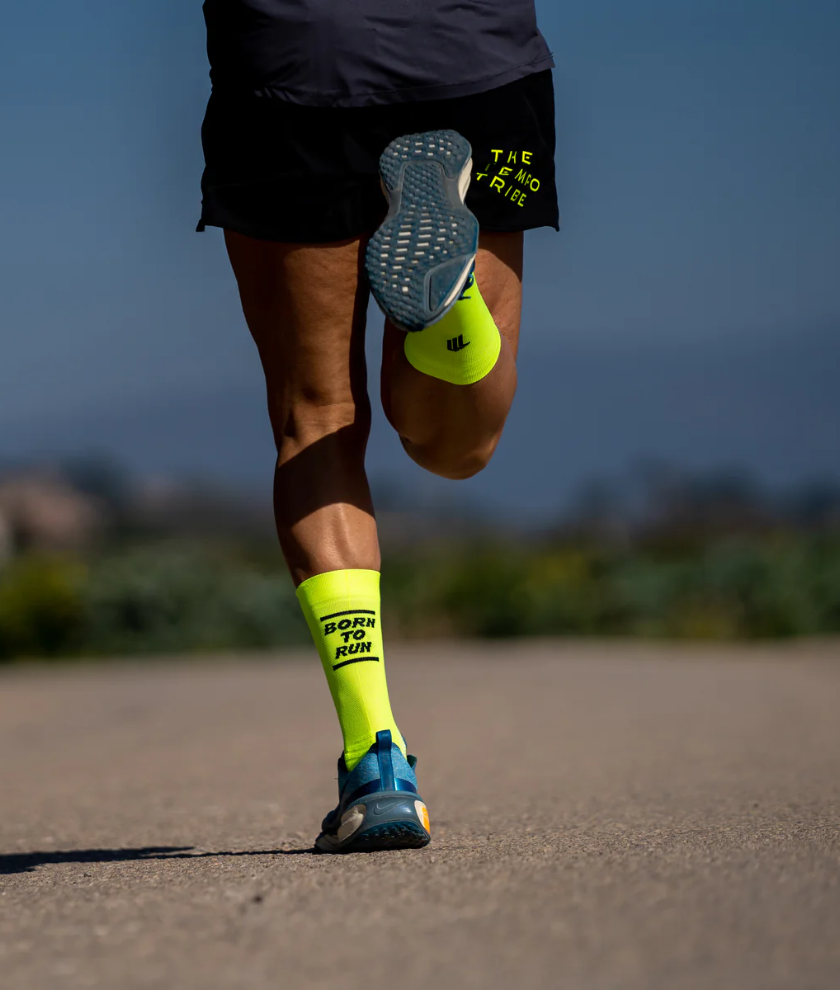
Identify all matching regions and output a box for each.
[296,569,405,771]
[403,272,501,385]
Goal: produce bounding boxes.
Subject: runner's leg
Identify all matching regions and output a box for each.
[380,231,523,480]
[225,232,377,584]
[224,231,406,769]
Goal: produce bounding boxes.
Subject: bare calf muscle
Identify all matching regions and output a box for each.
[224,232,379,584]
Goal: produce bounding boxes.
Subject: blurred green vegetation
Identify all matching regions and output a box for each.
[1,532,839,661]
[0,546,308,661]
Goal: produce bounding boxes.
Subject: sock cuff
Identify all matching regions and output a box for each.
[297,569,380,606]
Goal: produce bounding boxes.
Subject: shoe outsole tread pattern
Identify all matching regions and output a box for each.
[317,820,430,854]
[366,130,479,333]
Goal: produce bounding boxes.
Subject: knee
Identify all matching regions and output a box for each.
[270,385,371,454]
[402,431,501,481]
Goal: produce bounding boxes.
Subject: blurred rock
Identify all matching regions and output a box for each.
[0,469,106,555]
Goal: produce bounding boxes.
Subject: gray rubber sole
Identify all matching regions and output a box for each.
[315,792,431,854]
[365,129,479,333]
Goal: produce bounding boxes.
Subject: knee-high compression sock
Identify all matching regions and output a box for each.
[403,271,501,385]
[296,569,405,771]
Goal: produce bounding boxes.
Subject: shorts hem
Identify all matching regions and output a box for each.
[197,213,375,245]
[476,221,560,234]
[197,214,559,242]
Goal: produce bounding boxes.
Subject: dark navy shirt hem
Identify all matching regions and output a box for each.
[242,53,556,108]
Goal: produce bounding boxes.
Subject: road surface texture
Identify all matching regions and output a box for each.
[2,640,839,989]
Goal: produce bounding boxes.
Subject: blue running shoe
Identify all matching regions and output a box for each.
[315,730,431,853]
[366,130,479,333]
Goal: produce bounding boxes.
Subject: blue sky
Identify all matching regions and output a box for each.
[1,1,838,512]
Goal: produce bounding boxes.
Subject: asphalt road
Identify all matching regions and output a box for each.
[2,640,839,989]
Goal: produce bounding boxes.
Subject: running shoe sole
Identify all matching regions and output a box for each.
[315,792,431,854]
[366,129,479,333]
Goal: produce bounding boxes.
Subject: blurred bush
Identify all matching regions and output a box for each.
[81,548,308,655]
[0,555,85,659]
[0,546,309,661]
[0,533,838,661]
[398,535,840,641]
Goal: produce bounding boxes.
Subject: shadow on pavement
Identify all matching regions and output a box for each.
[1,845,315,875]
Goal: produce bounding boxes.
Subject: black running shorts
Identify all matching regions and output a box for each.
[198,70,559,243]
